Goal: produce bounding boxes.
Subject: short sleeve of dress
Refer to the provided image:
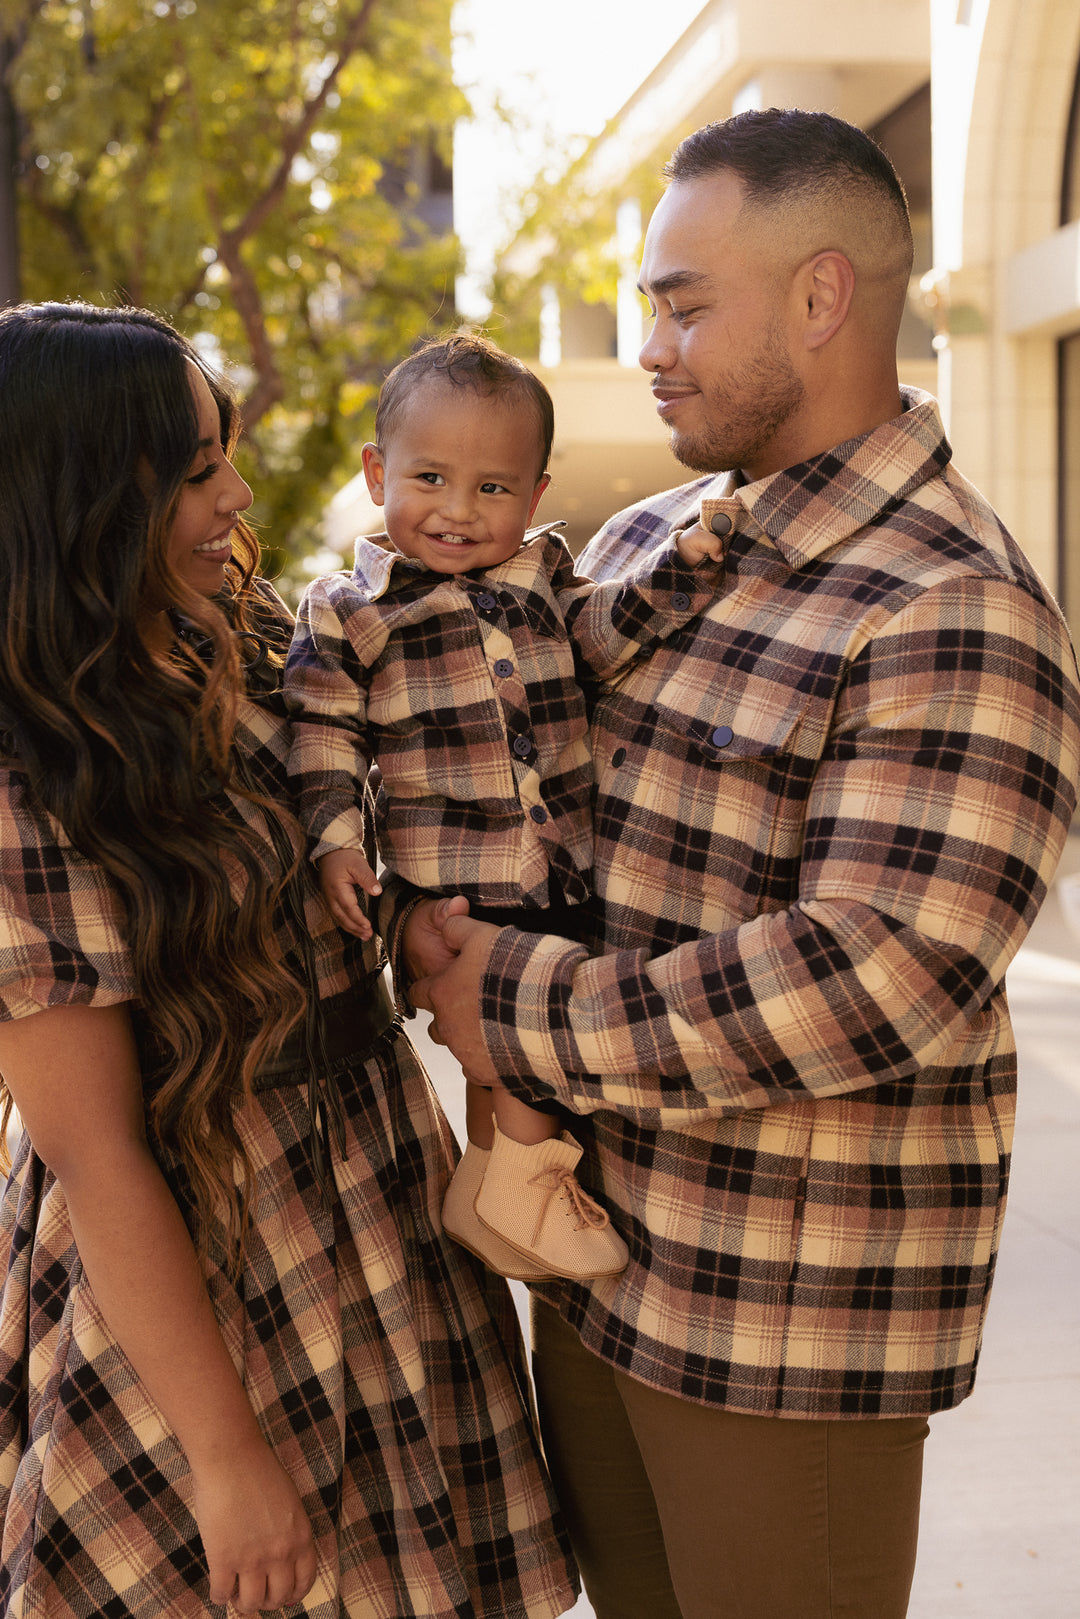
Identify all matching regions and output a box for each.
[0,767,136,1022]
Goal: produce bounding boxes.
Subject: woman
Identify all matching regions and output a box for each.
[0,301,578,1619]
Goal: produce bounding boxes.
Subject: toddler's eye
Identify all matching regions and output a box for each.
[480,482,509,495]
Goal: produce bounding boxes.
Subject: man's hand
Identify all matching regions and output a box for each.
[402,894,472,984]
[410,911,502,1088]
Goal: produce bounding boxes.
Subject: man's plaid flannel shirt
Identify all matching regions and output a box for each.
[479,391,1080,1419]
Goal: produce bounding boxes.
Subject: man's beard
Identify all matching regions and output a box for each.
[668,329,805,476]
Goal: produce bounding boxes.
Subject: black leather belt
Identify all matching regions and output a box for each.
[251,975,399,1092]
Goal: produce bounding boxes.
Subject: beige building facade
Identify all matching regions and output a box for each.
[494,0,1080,652]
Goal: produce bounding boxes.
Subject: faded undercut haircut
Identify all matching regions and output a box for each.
[375,331,555,480]
[665,107,914,276]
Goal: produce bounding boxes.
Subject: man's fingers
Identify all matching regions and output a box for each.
[410,976,433,1014]
[430,893,471,931]
[440,913,500,954]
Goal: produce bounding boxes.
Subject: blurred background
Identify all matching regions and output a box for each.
[3,0,1079,644]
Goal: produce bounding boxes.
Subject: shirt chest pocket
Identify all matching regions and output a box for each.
[596,668,833,931]
[648,660,831,782]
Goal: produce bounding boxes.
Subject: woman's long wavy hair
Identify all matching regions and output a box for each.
[0,301,306,1261]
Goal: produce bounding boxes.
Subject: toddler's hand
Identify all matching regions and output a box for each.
[675,522,723,567]
[317,848,380,939]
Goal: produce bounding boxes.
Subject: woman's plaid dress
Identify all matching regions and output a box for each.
[0,647,577,1618]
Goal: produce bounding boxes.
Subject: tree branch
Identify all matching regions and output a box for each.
[221,0,378,251]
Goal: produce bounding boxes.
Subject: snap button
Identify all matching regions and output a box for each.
[672,591,691,612]
[529,805,548,824]
[611,747,626,768]
[710,512,733,538]
[493,658,514,678]
[710,725,734,748]
[476,591,498,611]
[512,735,533,758]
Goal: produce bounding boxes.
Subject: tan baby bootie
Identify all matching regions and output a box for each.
[474,1125,629,1281]
[441,1142,553,1280]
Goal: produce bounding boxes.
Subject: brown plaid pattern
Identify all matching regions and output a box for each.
[478,391,1080,1420]
[0,609,578,1616]
[285,524,712,910]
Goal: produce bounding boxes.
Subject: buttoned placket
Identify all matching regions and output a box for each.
[694,496,744,760]
[467,578,553,851]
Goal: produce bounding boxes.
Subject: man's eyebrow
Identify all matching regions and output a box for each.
[636,270,713,298]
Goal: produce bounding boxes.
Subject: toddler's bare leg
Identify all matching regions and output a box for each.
[464,1081,496,1149]
[493,1087,561,1145]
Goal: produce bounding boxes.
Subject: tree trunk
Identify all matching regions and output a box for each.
[0,34,20,307]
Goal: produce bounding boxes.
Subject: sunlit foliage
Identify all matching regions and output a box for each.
[2,0,465,569]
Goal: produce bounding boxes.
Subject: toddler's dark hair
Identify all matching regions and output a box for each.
[376,331,554,476]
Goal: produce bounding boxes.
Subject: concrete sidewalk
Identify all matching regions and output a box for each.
[905,838,1080,1617]
[414,832,1080,1618]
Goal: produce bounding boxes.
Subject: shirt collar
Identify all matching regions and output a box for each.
[699,388,952,570]
[352,532,412,600]
[351,520,567,602]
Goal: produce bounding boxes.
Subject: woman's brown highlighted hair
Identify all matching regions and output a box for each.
[0,301,306,1262]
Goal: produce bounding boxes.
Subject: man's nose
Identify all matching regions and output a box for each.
[639,320,673,375]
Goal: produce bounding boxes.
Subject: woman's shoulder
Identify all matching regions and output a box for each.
[0,759,71,851]
[0,765,135,1022]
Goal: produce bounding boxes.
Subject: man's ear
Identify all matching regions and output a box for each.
[800,250,856,350]
[527,472,551,521]
[361,442,387,505]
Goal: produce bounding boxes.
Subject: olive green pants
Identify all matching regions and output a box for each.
[531,1300,928,1619]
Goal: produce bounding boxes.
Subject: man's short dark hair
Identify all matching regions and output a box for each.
[665,107,911,241]
[375,331,555,477]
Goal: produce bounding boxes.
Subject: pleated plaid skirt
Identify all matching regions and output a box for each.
[0,1024,578,1618]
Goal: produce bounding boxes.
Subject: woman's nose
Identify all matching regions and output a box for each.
[222,461,253,513]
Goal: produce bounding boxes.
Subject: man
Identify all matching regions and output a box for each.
[406,109,1080,1618]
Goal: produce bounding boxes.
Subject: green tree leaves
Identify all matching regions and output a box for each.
[3,0,465,567]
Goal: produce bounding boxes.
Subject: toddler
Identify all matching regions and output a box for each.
[286,332,718,1281]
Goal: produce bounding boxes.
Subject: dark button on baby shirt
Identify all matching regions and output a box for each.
[672,592,691,612]
[711,725,734,748]
[512,735,534,759]
[710,513,733,538]
[476,591,498,611]
[529,805,548,824]
[493,658,514,678]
